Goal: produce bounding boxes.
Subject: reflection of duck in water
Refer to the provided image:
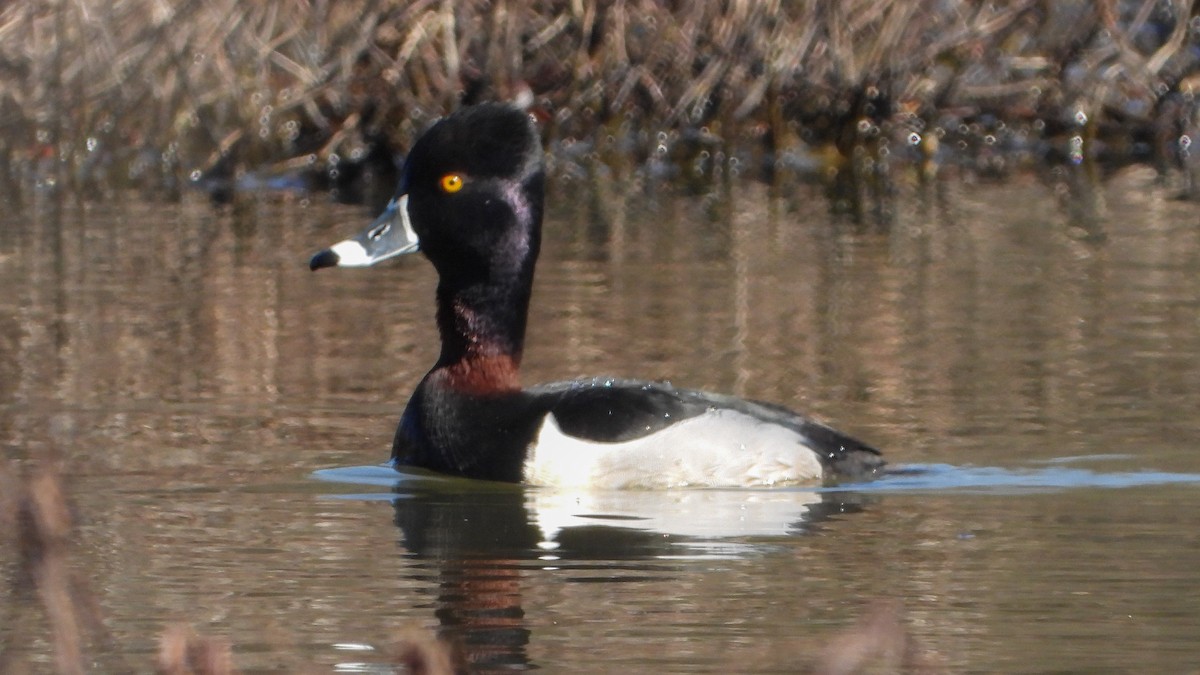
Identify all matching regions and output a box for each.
[388,487,534,674]
[384,481,871,672]
[381,477,866,553]
[310,103,884,488]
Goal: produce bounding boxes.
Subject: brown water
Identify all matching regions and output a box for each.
[2,167,1199,673]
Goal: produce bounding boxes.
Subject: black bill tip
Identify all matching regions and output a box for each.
[309,249,340,271]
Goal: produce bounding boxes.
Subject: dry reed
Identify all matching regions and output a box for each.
[0,2,1196,196]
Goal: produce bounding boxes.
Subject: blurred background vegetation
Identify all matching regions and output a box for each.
[0,0,1197,205]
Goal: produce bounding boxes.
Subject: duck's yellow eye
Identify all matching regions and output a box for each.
[439,173,464,193]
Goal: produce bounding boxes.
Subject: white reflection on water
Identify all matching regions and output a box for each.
[527,487,822,541]
[313,465,826,543]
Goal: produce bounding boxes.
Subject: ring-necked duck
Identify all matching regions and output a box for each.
[310,103,884,488]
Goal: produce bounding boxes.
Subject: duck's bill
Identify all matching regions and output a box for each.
[309,195,420,270]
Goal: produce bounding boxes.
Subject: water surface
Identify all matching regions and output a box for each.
[1,168,1198,672]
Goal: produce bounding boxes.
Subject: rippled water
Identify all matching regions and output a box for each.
[2,167,1199,672]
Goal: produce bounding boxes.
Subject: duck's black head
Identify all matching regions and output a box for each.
[309,103,545,284]
[310,103,545,377]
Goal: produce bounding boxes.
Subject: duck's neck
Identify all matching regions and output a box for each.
[430,277,531,394]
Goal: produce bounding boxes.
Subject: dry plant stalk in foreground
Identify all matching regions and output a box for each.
[1,461,947,673]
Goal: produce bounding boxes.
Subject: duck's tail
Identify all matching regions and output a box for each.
[796,418,887,483]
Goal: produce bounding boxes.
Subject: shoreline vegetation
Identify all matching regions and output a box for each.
[0,1,1197,211]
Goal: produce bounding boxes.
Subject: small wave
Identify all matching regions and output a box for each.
[837,462,1200,493]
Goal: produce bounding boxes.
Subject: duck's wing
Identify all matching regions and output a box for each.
[526,378,884,480]
[526,378,708,442]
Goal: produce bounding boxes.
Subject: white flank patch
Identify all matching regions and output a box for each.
[522,409,825,489]
[329,239,372,267]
